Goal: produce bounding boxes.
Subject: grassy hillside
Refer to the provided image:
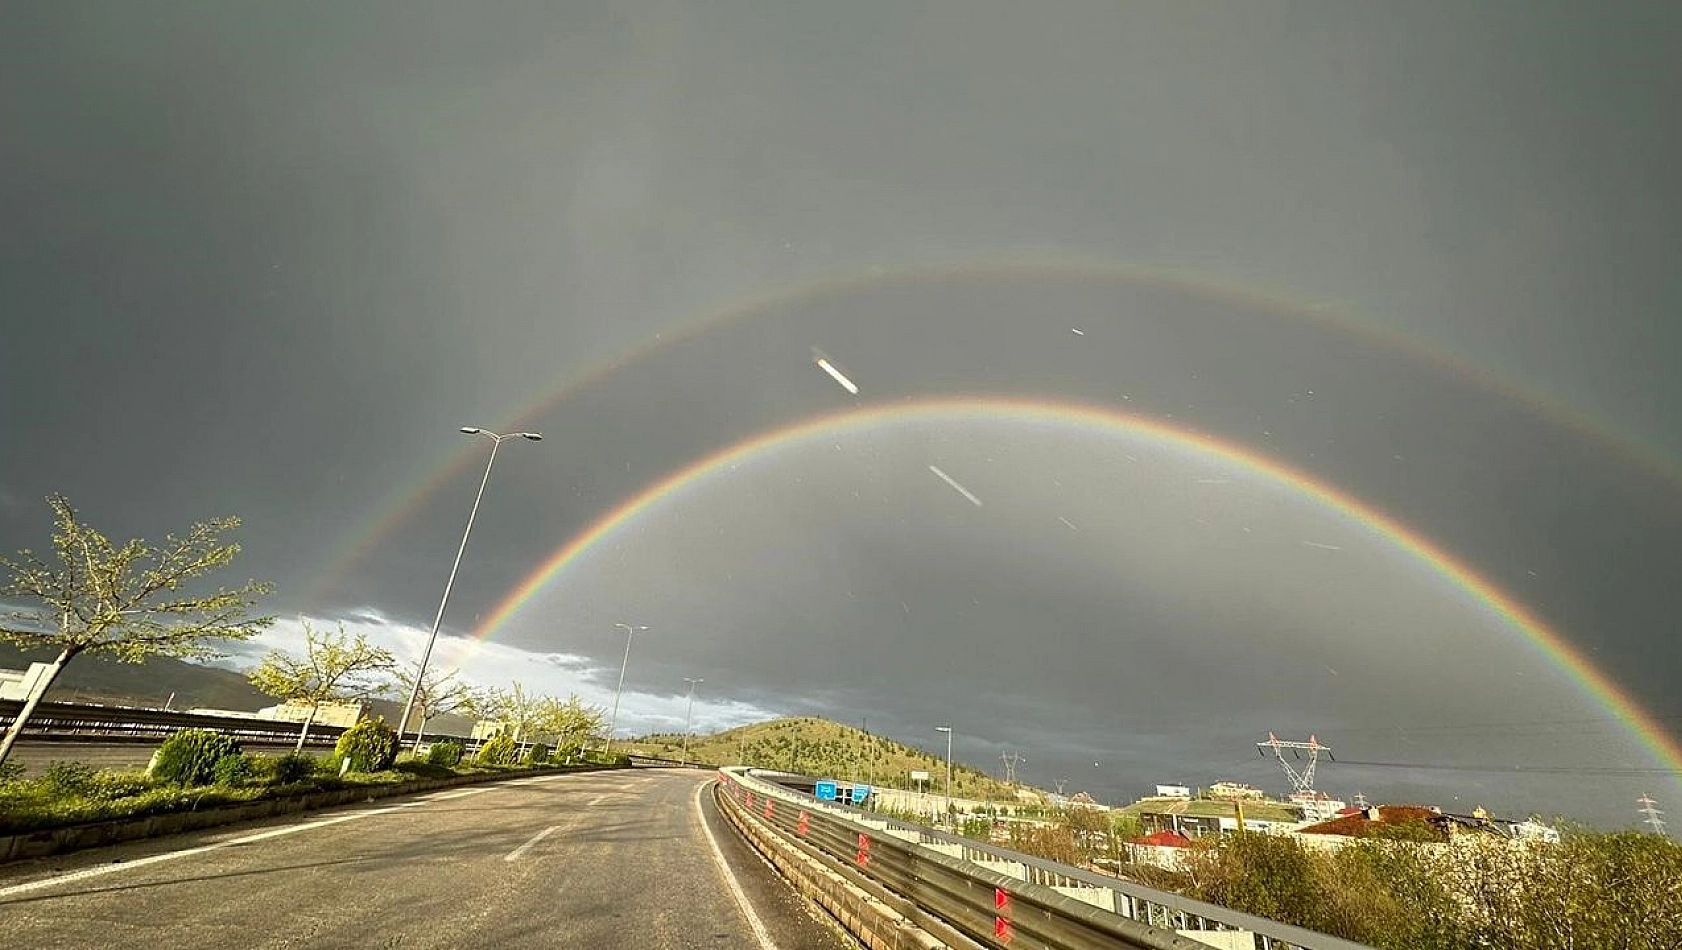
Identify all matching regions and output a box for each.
[625,716,1035,801]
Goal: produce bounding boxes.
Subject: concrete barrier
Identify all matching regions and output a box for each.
[0,764,621,863]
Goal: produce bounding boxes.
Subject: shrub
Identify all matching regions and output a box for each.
[523,743,550,766]
[475,733,517,766]
[150,730,244,787]
[425,741,464,767]
[213,753,256,786]
[335,717,399,773]
[41,761,100,796]
[0,761,24,784]
[269,753,319,785]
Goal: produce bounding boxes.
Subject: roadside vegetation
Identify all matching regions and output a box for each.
[1168,827,1682,950]
[0,723,624,836]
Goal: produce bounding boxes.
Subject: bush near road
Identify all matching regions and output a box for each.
[0,751,572,836]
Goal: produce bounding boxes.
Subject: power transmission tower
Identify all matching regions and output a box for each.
[1256,732,1333,795]
[1001,751,1024,786]
[1352,791,1370,809]
[1639,794,1667,836]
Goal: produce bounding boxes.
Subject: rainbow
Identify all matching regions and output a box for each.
[303,258,1682,606]
[473,396,1682,776]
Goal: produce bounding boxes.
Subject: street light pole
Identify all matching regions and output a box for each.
[936,725,953,828]
[399,427,542,750]
[604,622,647,755]
[681,677,703,763]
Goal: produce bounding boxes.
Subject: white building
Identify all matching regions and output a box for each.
[1154,784,1192,799]
[258,700,364,728]
[0,663,52,702]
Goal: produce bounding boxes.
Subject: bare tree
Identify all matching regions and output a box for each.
[249,622,395,752]
[388,663,478,751]
[0,495,272,766]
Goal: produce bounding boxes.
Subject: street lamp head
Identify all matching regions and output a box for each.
[935,726,952,733]
[459,426,483,435]
[519,432,544,441]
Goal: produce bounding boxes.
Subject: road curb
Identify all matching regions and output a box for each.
[0,763,624,864]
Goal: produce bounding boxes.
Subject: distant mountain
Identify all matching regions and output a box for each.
[0,643,273,710]
[626,716,1040,801]
[0,645,481,735]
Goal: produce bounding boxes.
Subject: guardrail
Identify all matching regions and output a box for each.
[716,766,1372,950]
[0,699,355,747]
[0,701,712,769]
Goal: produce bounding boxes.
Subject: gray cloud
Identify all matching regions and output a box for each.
[2,2,1679,826]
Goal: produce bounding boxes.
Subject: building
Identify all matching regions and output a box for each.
[257,700,364,728]
[1126,830,1194,871]
[1288,790,1347,822]
[472,719,510,741]
[1154,784,1191,799]
[0,663,52,702]
[1125,794,1305,840]
[1208,781,1264,801]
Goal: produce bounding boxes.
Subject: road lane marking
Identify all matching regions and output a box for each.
[0,778,565,902]
[504,825,560,862]
[694,781,780,950]
[0,802,409,901]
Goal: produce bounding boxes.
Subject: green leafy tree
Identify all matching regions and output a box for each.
[0,495,272,766]
[248,623,394,752]
[534,694,605,761]
[469,681,546,745]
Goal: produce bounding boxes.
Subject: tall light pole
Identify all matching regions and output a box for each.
[603,622,647,754]
[399,427,542,749]
[681,676,704,763]
[935,725,953,828]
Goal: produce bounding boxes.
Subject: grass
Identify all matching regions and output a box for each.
[0,752,603,836]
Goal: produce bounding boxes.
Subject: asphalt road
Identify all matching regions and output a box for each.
[0,768,856,950]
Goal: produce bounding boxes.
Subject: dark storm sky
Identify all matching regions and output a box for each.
[3,2,1679,826]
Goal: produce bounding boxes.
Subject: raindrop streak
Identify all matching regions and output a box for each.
[1302,540,1342,551]
[927,465,983,507]
[810,347,859,394]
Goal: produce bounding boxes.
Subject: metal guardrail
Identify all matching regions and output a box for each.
[717,767,1373,950]
[0,699,355,746]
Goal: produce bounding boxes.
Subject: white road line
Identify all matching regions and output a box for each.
[504,825,560,862]
[0,802,407,901]
[0,780,526,902]
[694,782,780,950]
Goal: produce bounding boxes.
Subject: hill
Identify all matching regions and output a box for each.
[625,716,1037,801]
[0,643,271,710]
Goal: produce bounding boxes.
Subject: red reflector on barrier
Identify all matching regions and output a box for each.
[856,833,872,866]
[798,811,810,836]
[995,917,1014,943]
[764,799,774,819]
[995,887,1011,912]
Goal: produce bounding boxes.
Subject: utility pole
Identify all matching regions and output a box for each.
[1639,794,1668,836]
